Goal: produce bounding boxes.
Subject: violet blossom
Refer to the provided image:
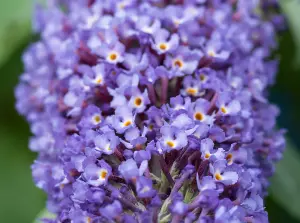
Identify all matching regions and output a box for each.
[15,0,285,222]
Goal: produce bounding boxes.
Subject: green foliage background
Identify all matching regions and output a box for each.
[0,1,300,222]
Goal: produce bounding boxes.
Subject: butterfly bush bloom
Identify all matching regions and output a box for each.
[16,0,285,222]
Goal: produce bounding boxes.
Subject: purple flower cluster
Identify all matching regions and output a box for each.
[16,0,285,222]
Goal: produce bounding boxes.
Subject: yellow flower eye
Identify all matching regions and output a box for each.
[208,50,216,57]
[134,97,142,106]
[148,124,154,130]
[200,74,206,81]
[204,153,211,159]
[86,217,92,223]
[99,170,108,179]
[159,43,168,51]
[109,53,118,61]
[186,87,198,96]
[95,77,102,84]
[123,120,132,127]
[194,112,204,121]
[226,153,233,161]
[215,173,222,181]
[93,115,101,124]
[220,106,227,114]
[166,141,175,148]
[226,153,233,164]
[173,59,183,68]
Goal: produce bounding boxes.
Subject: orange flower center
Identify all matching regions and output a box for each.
[226,153,233,161]
[215,173,222,181]
[159,43,168,51]
[174,59,183,68]
[93,115,101,123]
[204,153,211,159]
[95,77,102,84]
[109,53,118,61]
[194,112,204,121]
[134,97,142,106]
[221,106,227,114]
[208,50,216,57]
[100,171,107,179]
[124,120,132,127]
[166,141,175,148]
[186,88,197,95]
[149,124,154,130]
[200,74,206,81]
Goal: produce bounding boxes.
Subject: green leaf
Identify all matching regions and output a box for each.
[270,140,300,221]
[279,0,300,67]
[0,0,32,67]
[33,209,56,223]
[0,127,46,222]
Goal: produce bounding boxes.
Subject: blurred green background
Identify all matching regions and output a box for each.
[1,0,300,223]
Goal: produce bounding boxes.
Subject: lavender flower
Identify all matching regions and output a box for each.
[16,0,285,222]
